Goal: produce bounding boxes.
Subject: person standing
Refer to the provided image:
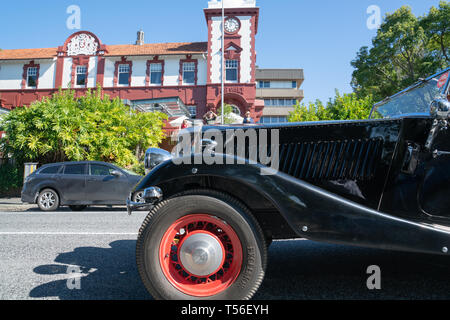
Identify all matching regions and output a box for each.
[203,110,218,125]
[243,111,254,124]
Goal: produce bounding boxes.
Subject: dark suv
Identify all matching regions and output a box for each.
[21,161,143,211]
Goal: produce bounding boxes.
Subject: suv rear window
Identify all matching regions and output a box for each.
[39,165,61,174]
[63,164,86,175]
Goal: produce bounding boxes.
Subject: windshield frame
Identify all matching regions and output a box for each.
[369,67,450,119]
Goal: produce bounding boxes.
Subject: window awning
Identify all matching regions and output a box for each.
[125,97,193,118]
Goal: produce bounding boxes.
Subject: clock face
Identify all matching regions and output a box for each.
[224,18,240,33]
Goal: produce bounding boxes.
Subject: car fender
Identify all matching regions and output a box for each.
[135,154,450,255]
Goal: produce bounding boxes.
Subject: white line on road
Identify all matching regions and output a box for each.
[0,232,138,235]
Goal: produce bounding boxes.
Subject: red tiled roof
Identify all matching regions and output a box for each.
[0,47,58,60]
[0,42,208,60]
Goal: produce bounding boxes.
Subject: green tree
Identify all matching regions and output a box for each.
[217,104,236,124]
[351,4,449,102]
[288,91,375,122]
[422,1,450,63]
[0,87,167,173]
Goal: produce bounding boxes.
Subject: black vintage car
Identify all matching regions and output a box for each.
[128,68,450,300]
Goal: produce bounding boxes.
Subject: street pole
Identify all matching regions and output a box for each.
[221,0,225,125]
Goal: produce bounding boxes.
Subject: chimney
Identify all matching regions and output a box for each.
[136,30,144,46]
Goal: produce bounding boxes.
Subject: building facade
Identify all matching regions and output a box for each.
[256,68,304,123]
[0,0,264,123]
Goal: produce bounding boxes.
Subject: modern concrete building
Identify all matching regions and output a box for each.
[256,68,304,123]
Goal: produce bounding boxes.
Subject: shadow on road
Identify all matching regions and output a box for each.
[254,240,450,300]
[29,239,450,300]
[29,240,152,300]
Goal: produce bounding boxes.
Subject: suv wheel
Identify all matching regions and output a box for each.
[136,190,267,300]
[37,189,60,212]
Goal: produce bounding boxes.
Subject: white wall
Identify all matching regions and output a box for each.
[209,16,253,84]
[210,17,223,84]
[0,54,208,90]
[87,56,98,88]
[39,59,56,89]
[238,16,252,83]
[0,61,24,90]
[62,58,72,89]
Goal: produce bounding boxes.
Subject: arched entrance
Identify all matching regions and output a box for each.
[214,92,250,116]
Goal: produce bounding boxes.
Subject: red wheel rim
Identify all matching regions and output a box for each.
[159,214,243,297]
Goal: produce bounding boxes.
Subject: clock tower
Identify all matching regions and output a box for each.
[204,0,261,117]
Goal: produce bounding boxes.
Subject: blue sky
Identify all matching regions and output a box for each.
[0,0,443,103]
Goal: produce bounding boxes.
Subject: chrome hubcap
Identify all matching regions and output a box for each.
[179,232,224,277]
[39,192,55,208]
[135,192,144,203]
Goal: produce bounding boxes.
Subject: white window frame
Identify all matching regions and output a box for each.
[150,63,163,85]
[27,67,38,88]
[75,66,88,88]
[182,62,196,85]
[118,64,130,86]
[225,60,239,83]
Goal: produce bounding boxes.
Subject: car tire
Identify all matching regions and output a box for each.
[136,189,267,300]
[37,189,60,212]
[69,205,87,211]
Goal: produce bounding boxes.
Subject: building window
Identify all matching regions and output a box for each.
[118,64,130,86]
[292,81,297,89]
[27,67,38,88]
[263,99,297,107]
[258,81,270,88]
[76,66,88,87]
[150,63,163,85]
[226,60,239,82]
[259,116,288,124]
[182,62,196,85]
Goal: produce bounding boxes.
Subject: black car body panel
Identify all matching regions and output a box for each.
[131,68,450,256]
[22,161,142,206]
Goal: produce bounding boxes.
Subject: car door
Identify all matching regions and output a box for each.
[86,163,129,204]
[60,163,87,204]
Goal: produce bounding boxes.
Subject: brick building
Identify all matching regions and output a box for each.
[0,0,264,125]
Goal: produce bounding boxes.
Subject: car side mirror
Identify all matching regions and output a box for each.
[111,170,122,177]
[430,98,450,120]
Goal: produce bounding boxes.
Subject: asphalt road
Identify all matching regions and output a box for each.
[0,204,449,300]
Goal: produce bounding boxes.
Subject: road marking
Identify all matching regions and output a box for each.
[0,232,138,235]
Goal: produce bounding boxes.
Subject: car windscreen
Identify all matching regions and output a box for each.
[372,70,449,119]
